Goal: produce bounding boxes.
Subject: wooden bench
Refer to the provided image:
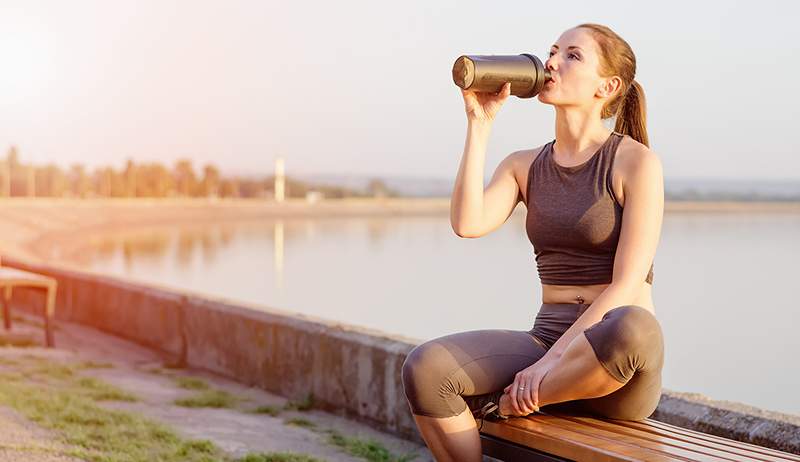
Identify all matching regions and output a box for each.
[477,410,800,461]
[0,262,57,348]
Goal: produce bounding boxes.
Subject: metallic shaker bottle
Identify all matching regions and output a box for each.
[452,53,552,98]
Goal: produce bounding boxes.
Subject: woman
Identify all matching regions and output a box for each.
[400,23,665,462]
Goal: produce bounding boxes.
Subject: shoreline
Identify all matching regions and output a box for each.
[0,197,798,266]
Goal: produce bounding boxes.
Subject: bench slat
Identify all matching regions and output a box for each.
[611,418,800,461]
[481,415,695,461]
[540,413,781,462]
[479,410,800,462]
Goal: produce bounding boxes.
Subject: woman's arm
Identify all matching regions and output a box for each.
[450,121,525,238]
[540,143,664,361]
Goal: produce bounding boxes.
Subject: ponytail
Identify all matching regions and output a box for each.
[614,79,649,148]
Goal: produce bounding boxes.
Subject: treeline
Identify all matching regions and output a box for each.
[1,146,396,199]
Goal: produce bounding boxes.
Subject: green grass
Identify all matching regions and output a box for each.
[326,429,417,462]
[75,376,138,402]
[78,360,115,369]
[140,365,171,375]
[0,356,20,367]
[174,376,210,390]
[0,354,416,462]
[251,405,281,416]
[284,417,316,429]
[236,453,324,462]
[175,389,237,408]
[0,356,226,462]
[283,393,314,411]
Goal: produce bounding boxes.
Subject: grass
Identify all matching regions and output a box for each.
[140,365,171,375]
[326,429,417,462]
[236,453,324,462]
[0,356,20,367]
[174,375,210,390]
[0,353,417,462]
[283,393,314,411]
[0,355,226,461]
[175,389,237,408]
[75,376,138,402]
[78,360,115,369]
[284,417,316,429]
[251,405,281,416]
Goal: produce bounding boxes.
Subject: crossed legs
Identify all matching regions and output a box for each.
[401,305,664,462]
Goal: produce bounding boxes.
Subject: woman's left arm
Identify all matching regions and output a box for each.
[543,145,665,362]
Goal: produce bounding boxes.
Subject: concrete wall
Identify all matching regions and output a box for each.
[4,257,799,454]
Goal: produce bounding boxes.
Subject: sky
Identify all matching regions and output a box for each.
[0,0,798,181]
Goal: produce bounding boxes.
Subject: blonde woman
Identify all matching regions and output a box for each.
[401,24,665,462]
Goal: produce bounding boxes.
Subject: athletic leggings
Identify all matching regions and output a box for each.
[401,303,664,421]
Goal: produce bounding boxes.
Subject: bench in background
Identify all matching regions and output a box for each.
[0,260,57,348]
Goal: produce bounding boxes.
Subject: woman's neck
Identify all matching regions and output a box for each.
[553,106,611,159]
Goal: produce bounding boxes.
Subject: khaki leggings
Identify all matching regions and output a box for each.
[401,303,664,421]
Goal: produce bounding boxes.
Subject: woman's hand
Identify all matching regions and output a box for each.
[501,357,558,415]
[461,82,512,124]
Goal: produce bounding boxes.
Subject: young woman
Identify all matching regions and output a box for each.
[401,23,665,462]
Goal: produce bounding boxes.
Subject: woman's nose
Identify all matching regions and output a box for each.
[545,55,558,72]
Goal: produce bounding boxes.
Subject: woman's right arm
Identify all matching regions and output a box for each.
[450,82,523,238]
[450,122,523,238]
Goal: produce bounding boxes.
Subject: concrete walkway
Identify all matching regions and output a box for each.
[0,314,435,462]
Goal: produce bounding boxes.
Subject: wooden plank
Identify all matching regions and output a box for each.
[481,415,698,461]
[540,413,776,462]
[481,412,800,462]
[614,418,800,461]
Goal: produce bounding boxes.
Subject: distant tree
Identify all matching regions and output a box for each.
[174,159,198,197]
[201,164,220,197]
[219,179,240,198]
[123,159,137,197]
[367,178,389,198]
[69,164,91,198]
[39,164,67,197]
[6,146,19,169]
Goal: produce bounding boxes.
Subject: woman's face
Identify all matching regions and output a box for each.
[537,27,621,110]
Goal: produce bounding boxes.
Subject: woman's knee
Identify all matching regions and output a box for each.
[583,305,664,382]
[604,305,661,349]
[401,342,464,418]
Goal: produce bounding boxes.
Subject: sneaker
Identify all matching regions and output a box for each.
[469,391,510,431]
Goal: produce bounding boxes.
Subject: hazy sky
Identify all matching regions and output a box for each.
[1,0,798,180]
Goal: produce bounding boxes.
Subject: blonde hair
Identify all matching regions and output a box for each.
[576,23,649,148]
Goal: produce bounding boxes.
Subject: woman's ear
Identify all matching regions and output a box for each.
[597,76,623,98]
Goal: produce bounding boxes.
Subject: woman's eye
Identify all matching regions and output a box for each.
[569,53,579,60]
[548,51,555,57]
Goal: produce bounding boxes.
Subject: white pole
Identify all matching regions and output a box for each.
[275,157,285,202]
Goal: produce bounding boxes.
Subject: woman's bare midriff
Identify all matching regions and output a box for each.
[541,282,655,315]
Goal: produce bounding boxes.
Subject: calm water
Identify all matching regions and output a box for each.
[74,209,800,417]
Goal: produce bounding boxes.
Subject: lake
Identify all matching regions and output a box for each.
[72,207,800,417]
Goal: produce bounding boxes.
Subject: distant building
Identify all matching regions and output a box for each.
[305,190,323,203]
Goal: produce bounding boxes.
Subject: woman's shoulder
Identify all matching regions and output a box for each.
[614,134,663,183]
[509,142,551,171]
